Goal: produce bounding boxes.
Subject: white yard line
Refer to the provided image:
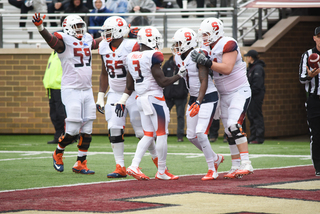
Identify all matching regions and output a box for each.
[0,150,311,161]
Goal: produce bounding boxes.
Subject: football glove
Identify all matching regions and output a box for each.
[177,65,186,77]
[32,13,46,31]
[128,24,138,38]
[115,103,126,117]
[114,93,130,117]
[188,101,200,117]
[96,92,105,114]
[191,50,212,68]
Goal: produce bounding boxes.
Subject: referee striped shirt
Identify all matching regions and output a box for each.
[299,47,320,95]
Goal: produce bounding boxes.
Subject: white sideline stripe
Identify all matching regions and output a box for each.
[0,164,313,194]
[0,151,311,162]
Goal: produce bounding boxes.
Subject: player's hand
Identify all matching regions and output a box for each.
[114,93,129,117]
[177,65,186,77]
[128,24,138,38]
[115,103,126,117]
[32,13,46,31]
[191,50,212,68]
[188,101,200,117]
[96,92,105,114]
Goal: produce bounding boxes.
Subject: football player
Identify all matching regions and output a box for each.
[115,26,185,180]
[32,13,102,174]
[95,16,158,178]
[191,18,254,179]
[172,27,224,180]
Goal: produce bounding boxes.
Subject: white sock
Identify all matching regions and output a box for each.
[78,150,87,157]
[156,135,167,174]
[131,136,153,167]
[197,133,216,171]
[240,152,250,162]
[188,137,202,151]
[111,142,124,167]
[148,140,158,159]
[232,158,241,167]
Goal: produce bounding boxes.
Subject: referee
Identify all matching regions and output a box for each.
[299,26,320,176]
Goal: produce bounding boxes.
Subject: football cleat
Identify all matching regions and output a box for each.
[107,164,127,178]
[234,160,254,178]
[224,166,241,179]
[53,150,64,172]
[155,170,179,180]
[214,154,224,171]
[152,157,158,168]
[72,160,95,174]
[126,166,149,180]
[201,170,218,181]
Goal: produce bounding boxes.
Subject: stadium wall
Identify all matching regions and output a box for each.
[0,17,316,137]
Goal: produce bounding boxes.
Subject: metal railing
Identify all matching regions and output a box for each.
[238,7,278,41]
[0,0,280,48]
[0,3,239,48]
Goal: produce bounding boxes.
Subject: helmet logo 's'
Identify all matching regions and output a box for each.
[211,22,219,31]
[145,28,152,37]
[116,18,123,27]
[63,19,67,27]
[184,32,191,41]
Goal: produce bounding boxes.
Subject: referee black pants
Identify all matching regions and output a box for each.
[307,95,320,173]
[49,89,66,140]
[247,94,265,143]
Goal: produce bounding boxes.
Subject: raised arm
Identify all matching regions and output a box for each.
[32,13,65,53]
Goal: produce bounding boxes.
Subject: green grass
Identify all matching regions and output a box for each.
[0,135,312,191]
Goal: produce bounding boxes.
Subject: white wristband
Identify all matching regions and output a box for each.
[118,93,130,105]
[37,24,44,32]
[97,92,105,103]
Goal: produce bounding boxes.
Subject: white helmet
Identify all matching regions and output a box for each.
[62,15,86,39]
[137,27,163,50]
[101,16,128,42]
[172,28,198,55]
[198,18,224,46]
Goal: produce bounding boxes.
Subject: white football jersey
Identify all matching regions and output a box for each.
[55,32,94,90]
[204,36,249,95]
[126,50,164,97]
[99,39,140,93]
[174,48,217,97]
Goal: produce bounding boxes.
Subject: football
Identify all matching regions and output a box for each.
[308,53,320,69]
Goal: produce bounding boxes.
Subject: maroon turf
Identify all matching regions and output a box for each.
[0,166,319,212]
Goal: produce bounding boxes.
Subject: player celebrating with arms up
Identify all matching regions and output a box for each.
[191,18,253,179]
[32,13,102,174]
[95,16,158,178]
[172,28,224,180]
[116,27,185,180]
